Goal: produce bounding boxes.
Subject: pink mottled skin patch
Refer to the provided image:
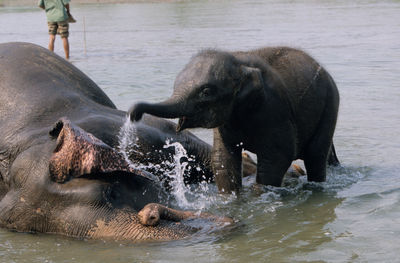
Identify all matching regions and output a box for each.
[49,118,150,183]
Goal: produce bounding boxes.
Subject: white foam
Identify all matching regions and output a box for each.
[117,118,217,211]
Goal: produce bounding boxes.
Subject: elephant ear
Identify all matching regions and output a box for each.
[48,117,155,183]
[236,66,265,105]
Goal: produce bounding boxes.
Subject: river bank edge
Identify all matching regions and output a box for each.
[0,0,177,7]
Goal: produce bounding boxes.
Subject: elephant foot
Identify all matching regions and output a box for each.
[242,152,257,177]
[250,163,306,193]
[286,163,306,178]
[242,154,306,179]
[138,203,234,226]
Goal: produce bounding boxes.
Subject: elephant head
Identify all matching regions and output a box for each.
[1,117,235,241]
[1,117,189,240]
[129,50,266,132]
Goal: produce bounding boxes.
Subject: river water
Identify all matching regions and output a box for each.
[1,0,400,262]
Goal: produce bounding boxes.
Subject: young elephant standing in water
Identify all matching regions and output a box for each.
[129,47,340,193]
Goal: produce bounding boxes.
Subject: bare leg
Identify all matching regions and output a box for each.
[48,34,56,52]
[62,37,70,60]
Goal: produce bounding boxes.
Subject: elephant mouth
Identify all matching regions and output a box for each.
[176,116,188,132]
[49,117,156,184]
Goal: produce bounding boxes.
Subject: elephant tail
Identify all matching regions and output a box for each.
[327,143,340,166]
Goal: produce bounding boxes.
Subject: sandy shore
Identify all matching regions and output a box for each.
[0,0,176,7]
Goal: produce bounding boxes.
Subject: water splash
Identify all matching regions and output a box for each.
[118,118,162,172]
[162,139,217,210]
[118,118,141,169]
[117,119,369,214]
[117,118,217,211]
[162,140,192,208]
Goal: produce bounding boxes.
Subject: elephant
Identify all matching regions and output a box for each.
[129,46,340,193]
[0,42,235,242]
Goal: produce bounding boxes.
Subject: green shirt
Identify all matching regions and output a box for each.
[38,0,71,22]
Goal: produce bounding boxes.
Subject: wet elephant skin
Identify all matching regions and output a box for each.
[129,47,340,193]
[0,42,233,241]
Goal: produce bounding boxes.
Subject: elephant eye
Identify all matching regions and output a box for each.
[200,85,215,98]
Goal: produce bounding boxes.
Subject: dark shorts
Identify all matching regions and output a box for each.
[48,20,69,38]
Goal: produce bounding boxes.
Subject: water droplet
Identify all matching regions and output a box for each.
[118,118,216,210]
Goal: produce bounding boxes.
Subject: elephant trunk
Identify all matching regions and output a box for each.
[138,203,234,227]
[129,97,191,132]
[86,205,233,241]
[129,97,183,121]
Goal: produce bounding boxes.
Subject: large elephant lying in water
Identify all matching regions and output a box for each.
[0,42,235,241]
[129,47,340,193]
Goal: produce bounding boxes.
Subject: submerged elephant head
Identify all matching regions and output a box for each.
[1,115,198,241]
[129,50,266,131]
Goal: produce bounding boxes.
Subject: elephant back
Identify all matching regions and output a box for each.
[0,42,120,154]
[0,42,116,115]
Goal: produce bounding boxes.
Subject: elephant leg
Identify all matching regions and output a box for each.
[304,144,329,182]
[304,126,335,182]
[304,113,337,182]
[256,153,292,187]
[212,128,242,193]
[327,143,340,166]
[304,123,335,182]
[305,72,339,182]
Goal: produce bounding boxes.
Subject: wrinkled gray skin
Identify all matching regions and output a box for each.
[0,42,233,241]
[129,47,340,193]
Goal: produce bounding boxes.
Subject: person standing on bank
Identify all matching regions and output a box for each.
[38,0,74,60]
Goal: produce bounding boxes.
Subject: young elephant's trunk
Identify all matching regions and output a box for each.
[129,97,183,122]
